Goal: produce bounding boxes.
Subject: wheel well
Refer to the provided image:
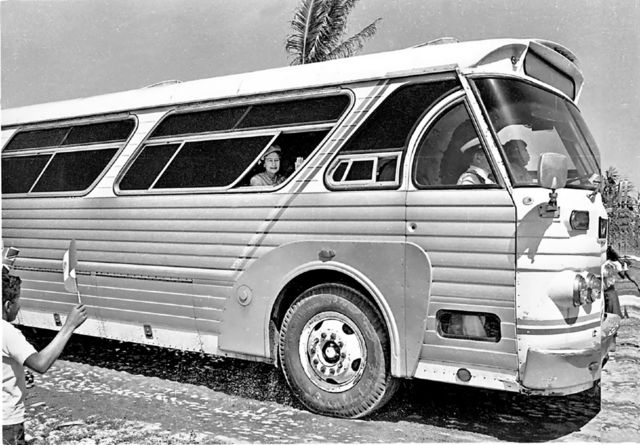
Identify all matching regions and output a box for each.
[269,269,391,361]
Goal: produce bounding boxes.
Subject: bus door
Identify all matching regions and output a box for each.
[405,92,520,386]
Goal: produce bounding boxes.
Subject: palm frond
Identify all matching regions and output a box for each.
[286,0,380,65]
[285,0,328,65]
[325,18,381,61]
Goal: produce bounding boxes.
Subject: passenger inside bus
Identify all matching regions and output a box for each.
[250,144,286,186]
[429,108,483,186]
[504,139,531,183]
[457,144,494,185]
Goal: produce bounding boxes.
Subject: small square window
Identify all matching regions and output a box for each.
[345,160,374,181]
[437,310,501,342]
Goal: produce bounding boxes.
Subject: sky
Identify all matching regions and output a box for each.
[1,0,639,190]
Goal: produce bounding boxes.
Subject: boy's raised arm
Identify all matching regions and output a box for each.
[24,304,87,373]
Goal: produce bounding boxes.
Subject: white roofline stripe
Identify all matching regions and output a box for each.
[1,38,582,127]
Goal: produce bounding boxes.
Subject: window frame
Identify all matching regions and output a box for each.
[436,309,502,343]
[326,151,402,189]
[468,74,601,190]
[409,95,502,190]
[323,75,463,192]
[1,117,137,198]
[115,90,352,195]
[120,132,281,193]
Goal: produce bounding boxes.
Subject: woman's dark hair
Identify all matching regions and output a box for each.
[2,272,21,304]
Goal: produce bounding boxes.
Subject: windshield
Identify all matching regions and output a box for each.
[473,78,601,189]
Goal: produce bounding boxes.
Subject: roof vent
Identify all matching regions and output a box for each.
[143,80,183,88]
[412,37,459,48]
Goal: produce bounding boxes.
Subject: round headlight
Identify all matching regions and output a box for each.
[573,274,588,306]
[570,210,590,230]
[585,273,601,302]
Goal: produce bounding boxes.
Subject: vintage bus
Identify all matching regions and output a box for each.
[1,38,615,418]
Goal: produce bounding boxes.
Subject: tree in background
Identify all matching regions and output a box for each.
[603,167,640,255]
[286,0,381,65]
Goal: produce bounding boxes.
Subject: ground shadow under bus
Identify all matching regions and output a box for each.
[373,379,600,442]
[25,328,599,442]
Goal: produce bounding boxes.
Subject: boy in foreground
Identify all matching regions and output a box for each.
[2,272,87,445]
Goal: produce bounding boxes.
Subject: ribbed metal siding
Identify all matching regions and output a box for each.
[2,193,294,334]
[2,184,408,334]
[406,189,518,370]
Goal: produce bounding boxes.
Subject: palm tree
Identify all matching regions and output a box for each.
[286,0,381,65]
[603,166,621,206]
[603,166,639,253]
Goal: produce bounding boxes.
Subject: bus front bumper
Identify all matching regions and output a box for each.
[520,340,611,395]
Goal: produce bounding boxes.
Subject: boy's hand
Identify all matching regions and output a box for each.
[65,304,88,330]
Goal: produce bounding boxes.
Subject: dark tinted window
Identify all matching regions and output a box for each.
[2,118,133,195]
[4,119,134,151]
[341,80,459,153]
[413,102,492,187]
[5,128,69,151]
[154,136,271,188]
[63,120,135,145]
[238,96,349,129]
[149,95,349,139]
[149,107,248,138]
[119,143,180,191]
[32,149,118,192]
[332,162,348,182]
[377,157,397,181]
[1,155,51,194]
[345,160,374,181]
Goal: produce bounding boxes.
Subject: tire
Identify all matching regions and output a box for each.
[279,283,398,418]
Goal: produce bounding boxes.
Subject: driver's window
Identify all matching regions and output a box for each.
[413,102,496,187]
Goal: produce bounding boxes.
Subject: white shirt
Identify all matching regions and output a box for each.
[2,319,37,425]
[457,165,494,185]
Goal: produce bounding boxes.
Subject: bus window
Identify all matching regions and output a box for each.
[328,79,460,191]
[327,152,401,188]
[1,119,134,195]
[474,77,601,189]
[235,130,330,188]
[32,148,118,192]
[413,101,497,187]
[341,80,460,154]
[149,95,349,139]
[1,155,51,194]
[118,143,180,191]
[237,95,350,129]
[437,310,501,342]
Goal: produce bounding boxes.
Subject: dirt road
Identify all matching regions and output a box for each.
[19,303,640,444]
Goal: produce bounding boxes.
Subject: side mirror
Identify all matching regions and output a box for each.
[537,153,568,217]
[538,153,568,190]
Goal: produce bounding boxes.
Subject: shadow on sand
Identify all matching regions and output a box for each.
[25,327,599,442]
[372,379,599,442]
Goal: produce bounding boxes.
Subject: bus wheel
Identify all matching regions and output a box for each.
[278,283,398,418]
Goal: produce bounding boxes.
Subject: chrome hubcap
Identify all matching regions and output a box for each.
[299,311,366,392]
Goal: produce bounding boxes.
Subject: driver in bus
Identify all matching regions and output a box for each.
[504,139,531,183]
[457,144,494,185]
[250,144,286,187]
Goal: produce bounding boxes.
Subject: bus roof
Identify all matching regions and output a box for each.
[1,38,582,127]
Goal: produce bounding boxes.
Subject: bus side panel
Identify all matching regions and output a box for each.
[406,189,519,377]
[2,192,289,351]
[223,241,431,376]
[220,189,424,375]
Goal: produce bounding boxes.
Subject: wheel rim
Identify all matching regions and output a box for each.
[298,311,367,393]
